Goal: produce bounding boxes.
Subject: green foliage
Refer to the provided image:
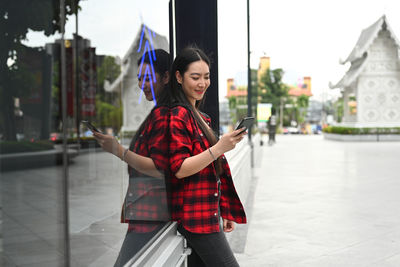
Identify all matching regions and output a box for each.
[297,94,309,108]
[295,94,310,124]
[258,68,289,109]
[94,56,122,132]
[228,96,238,124]
[95,96,122,132]
[250,68,258,118]
[228,96,237,109]
[227,69,258,125]
[323,126,400,135]
[257,68,290,127]
[333,98,344,123]
[236,107,249,123]
[97,56,121,102]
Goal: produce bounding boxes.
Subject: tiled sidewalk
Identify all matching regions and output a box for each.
[1,149,127,267]
[235,135,400,267]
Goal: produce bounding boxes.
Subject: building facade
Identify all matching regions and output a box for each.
[330,15,400,127]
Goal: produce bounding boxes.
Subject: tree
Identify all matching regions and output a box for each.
[333,97,344,123]
[258,68,289,125]
[0,0,81,140]
[250,68,258,119]
[95,95,122,133]
[295,94,310,124]
[95,56,122,132]
[97,56,121,103]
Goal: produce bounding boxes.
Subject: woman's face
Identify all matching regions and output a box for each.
[137,63,166,101]
[176,60,210,106]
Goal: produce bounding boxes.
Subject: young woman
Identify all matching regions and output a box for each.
[166,47,247,266]
[92,49,171,267]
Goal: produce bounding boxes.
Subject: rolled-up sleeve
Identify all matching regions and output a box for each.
[169,107,194,175]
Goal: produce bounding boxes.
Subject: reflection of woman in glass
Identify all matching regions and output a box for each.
[165,47,247,266]
[92,49,170,267]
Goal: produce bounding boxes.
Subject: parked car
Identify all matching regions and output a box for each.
[49,132,61,142]
[283,127,300,134]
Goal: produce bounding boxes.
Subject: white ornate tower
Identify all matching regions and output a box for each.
[330,15,400,127]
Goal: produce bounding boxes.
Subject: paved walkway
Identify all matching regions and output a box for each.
[1,148,128,267]
[3,135,400,266]
[235,135,400,267]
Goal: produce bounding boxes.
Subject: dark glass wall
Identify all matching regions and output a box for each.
[1,1,171,266]
[0,1,69,266]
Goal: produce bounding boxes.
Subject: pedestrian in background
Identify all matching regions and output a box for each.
[268,107,277,145]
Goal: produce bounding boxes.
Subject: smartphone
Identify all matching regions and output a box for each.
[81,120,101,133]
[235,117,255,135]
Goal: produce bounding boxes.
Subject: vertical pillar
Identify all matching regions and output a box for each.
[171,0,219,133]
[59,0,71,265]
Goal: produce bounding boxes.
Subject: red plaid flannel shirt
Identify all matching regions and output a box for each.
[169,105,246,234]
[121,106,170,233]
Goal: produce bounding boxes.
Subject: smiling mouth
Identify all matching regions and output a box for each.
[195,90,204,95]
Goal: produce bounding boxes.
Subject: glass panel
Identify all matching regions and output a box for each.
[218,0,249,134]
[66,1,171,266]
[0,1,68,266]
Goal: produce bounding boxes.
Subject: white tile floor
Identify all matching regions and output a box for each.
[2,135,400,266]
[235,135,400,267]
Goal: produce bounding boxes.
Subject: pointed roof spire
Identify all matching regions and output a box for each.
[330,15,400,89]
[341,15,399,65]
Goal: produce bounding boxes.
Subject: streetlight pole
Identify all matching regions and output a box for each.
[247,0,254,167]
[247,0,252,139]
[74,0,80,146]
[280,97,284,129]
[60,0,71,265]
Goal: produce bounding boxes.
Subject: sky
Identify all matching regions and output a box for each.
[25,0,400,102]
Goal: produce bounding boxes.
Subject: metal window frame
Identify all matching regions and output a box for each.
[124,222,190,267]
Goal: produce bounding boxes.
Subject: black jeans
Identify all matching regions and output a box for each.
[178,224,240,267]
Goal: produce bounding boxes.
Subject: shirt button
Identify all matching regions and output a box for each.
[214,213,217,216]
[222,156,225,159]
[214,192,218,197]
[200,133,203,136]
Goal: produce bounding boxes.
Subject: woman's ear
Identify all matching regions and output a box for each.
[162,71,170,85]
[175,70,183,84]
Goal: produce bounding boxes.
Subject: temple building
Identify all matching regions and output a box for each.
[329,15,400,127]
[104,24,168,138]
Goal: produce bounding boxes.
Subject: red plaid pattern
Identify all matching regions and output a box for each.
[169,106,246,233]
[120,106,170,233]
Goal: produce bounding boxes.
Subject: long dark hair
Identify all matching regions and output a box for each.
[128,49,170,174]
[159,46,222,176]
[136,49,170,78]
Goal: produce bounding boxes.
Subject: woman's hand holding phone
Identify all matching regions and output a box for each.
[92,131,124,159]
[212,127,247,156]
[81,120,101,133]
[235,117,254,136]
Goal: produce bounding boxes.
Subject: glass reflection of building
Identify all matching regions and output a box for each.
[0,1,170,266]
